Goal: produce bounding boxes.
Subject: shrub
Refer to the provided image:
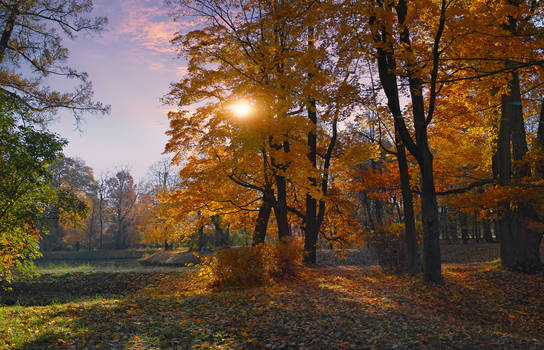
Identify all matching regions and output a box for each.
[271,237,303,278]
[198,238,303,288]
[366,223,406,273]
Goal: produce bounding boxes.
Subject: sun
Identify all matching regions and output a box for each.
[230,100,252,118]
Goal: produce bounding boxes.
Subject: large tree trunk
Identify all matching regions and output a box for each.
[211,215,227,248]
[274,174,291,239]
[396,133,420,274]
[252,200,272,246]
[418,151,442,282]
[375,31,420,276]
[303,27,320,264]
[197,224,205,252]
[303,90,318,263]
[497,73,542,273]
[373,0,441,281]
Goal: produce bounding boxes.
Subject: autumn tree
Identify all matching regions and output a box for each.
[412,0,544,272]
[139,158,181,249]
[166,0,360,264]
[451,0,544,272]
[106,169,138,250]
[0,0,109,124]
[339,0,452,282]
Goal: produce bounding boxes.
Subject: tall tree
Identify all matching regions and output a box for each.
[106,169,137,250]
[166,0,358,262]
[0,92,65,283]
[139,158,180,249]
[348,0,449,283]
[0,0,109,123]
[41,156,94,251]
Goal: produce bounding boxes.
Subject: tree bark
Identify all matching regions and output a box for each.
[303,91,318,263]
[252,201,271,245]
[483,219,493,243]
[371,0,443,282]
[0,7,17,63]
[396,133,419,274]
[537,98,544,178]
[197,224,205,252]
[418,150,442,282]
[274,174,291,239]
[374,25,420,276]
[497,73,542,273]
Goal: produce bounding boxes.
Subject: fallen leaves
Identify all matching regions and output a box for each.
[0,258,543,349]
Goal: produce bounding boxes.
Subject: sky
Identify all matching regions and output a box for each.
[49,0,198,182]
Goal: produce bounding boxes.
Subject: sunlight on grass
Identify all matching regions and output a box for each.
[35,262,183,274]
[1,265,542,349]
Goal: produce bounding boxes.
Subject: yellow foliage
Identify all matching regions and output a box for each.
[198,238,303,288]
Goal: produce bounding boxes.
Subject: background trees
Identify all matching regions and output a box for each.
[0,93,65,283]
[105,169,138,250]
[1,0,542,286]
[0,0,109,283]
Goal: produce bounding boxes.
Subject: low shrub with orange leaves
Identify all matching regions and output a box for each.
[198,237,303,288]
[366,223,406,273]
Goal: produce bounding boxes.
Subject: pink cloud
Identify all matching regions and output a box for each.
[149,62,166,71]
[116,0,177,53]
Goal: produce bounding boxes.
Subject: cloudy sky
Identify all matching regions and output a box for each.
[50,0,197,181]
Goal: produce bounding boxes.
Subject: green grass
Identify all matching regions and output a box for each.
[36,262,104,274]
[1,264,543,349]
[1,244,542,349]
[35,262,181,274]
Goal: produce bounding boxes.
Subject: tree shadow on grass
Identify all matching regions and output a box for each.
[0,272,180,306]
[8,266,542,349]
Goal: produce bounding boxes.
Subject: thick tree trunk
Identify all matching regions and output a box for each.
[274,175,290,239]
[497,73,542,272]
[302,26,320,264]
[197,224,205,252]
[304,195,318,264]
[374,31,419,275]
[396,134,419,274]
[499,207,542,272]
[418,151,442,283]
[362,192,375,230]
[211,215,227,248]
[303,91,318,263]
[252,199,272,246]
[373,0,443,282]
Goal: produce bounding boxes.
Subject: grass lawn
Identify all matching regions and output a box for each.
[1,244,543,349]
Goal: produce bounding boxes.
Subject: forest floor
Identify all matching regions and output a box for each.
[1,242,543,349]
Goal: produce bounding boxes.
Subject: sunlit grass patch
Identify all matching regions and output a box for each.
[0,264,542,349]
